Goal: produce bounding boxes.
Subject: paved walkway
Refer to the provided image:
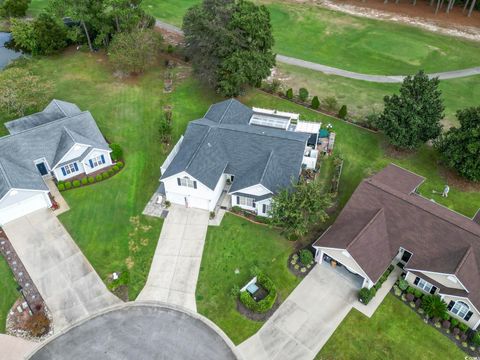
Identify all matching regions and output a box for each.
[238,265,358,360]
[155,20,480,83]
[137,205,210,312]
[0,334,36,360]
[3,209,120,332]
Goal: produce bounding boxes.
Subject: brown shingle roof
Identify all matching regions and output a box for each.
[314,164,480,309]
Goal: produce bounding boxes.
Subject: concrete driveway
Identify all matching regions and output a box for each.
[137,205,210,312]
[238,265,358,360]
[3,209,120,332]
[0,334,36,360]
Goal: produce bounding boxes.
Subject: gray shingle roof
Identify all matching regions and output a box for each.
[4,100,81,135]
[0,101,109,199]
[162,100,309,194]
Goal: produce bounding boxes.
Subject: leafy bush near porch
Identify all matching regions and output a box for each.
[64,181,72,190]
[422,295,447,319]
[109,143,123,161]
[81,178,88,185]
[239,273,277,313]
[58,183,65,191]
[299,249,313,265]
[398,279,409,291]
[359,287,376,305]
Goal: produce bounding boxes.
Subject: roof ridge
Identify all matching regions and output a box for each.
[455,246,474,274]
[259,150,274,185]
[367,179,480,238]
[0,159,12,188]
[216,123,308,143]
[52,99,68,116]
[218,99,234,124]
[185,127,213,171]
[62,126,76,142]
[0,111,90,141]
[347,208,386,250]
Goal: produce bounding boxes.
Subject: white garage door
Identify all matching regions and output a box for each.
[166,192,211,211]
[0,193,50,225]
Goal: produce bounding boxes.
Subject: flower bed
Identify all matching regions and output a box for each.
[391,279,480,356]
[288,249,315,278]
[229,206,271,226]
[239,273,277,314]
[358,264,394,305]
[57,161,124,192]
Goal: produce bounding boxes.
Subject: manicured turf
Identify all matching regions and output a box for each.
[316,294,465,360]
[0,257,18,333]
[27,0,49,16]
[196,213,299,344]
[276,63,480,128]
[138,0,480,74]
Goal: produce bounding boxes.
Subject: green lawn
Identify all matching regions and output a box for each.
[276,63,480,128]
[316,294,465,360]
[27,0,49,17]
[196,213,300,344]
[0,257,17,333]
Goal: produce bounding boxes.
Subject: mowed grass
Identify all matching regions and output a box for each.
[276,63,480,128]
[316,294,465,360]
[0,51,219,300]
[0,257,17,333]
[196,213,299,344]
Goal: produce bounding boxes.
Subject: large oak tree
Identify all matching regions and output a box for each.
[183,0,275,97]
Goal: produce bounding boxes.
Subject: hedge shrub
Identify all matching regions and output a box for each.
[414,289,423,299]
[102,172,110,180]
[57,183,65,191]
[117,161,124,168]
[459,322,469,333]
[88,176,95,184]
[451,318,459,328]
[239,273,277,313]
[286,88,293,100]
[398,279,409,291]
[338,105,348,119]
[108,169,114,176]
[359,287,376,305]
[299,249,313,265]
[73,180,81,188]
[112,165,119,172]
[109,143,123,161]
[311,96,320,110]
[65,182,72,189]
[298,88,309,102]
[81,178,88,185]
[96,174,103,182]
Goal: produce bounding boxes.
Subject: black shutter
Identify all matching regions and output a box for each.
[237,196,240,205]
[177,178,181,186]
[253,201,256,208]
[193,181,197,189]
[447,301,455,311]
[413,277,420,285]
[430,286,437,294]
[465,311,473,321]
[263,204,266,213]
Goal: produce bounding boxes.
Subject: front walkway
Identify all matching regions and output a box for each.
[238,265,358,360]
[2,209,120,332]
[0,334,36,360]
[137,205,210,312]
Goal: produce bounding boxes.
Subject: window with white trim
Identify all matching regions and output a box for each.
[63,163,77,175]
[451,301,470,319]
[179,177,195,188]
[238,196,254,207]
[91,155,104,167]
[416,278,434,293]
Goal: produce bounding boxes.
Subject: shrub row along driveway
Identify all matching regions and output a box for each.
[137,205,209,312]
[238,264,358,360]
[3,209,120,332]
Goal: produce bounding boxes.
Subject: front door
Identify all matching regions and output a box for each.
[36,162,48,176]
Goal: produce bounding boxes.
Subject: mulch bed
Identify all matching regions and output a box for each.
[112,285,129,302]
[236,295,281,322]
[390,288,480,357]
[287,253,316,278]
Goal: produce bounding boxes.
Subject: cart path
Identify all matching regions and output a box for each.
[155,20,480,84]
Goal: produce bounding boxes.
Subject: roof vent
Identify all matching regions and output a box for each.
[207,142,212,148]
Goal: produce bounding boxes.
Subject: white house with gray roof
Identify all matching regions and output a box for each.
[0,100,113,225]
[159,99,320,216]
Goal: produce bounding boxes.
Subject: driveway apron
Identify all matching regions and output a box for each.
[238,265,358,360]
[2,209,120,332]
[137,205,210,312]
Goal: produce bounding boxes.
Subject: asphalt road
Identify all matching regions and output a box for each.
[155,20,480,83]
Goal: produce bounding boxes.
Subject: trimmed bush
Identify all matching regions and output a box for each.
[388,264,394,272]
[102,172,110,180]
[422,295,447,319]
[298,88,309,102]
[299,249,313,266]
[57,183,65,191]
[379,274,388,284]
[453,327,460,336]
[81,178,88,185]
[398,279,409,291]
[414,289,423,299]
[117,161,124,168]
[286,88,293,100]
[95,174,103,182]
[65,182,72,189]
[112,165,120,172]
[459,322,469,333]
[406,293,415,302]
[374,282,382,291]
[311,96,320,110]
[442,320,451,329]
[239,273,277,313]
[108,169,114,176]
[109,143,123,161]
[72,180,81,188]
[415,298,422,308]
[472,332,480,346]
[338,105,348,119]
[451,318,459,328]
[88,176,95,184]
[359,287,375,305]
[57,180,65,185]
[406,286,416,294]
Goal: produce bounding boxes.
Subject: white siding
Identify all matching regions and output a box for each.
[54,143,89,167]
[0,190,51,225]
[53,161,85,181]
[407,270,466,291]
[82,149,113,175]
[233,184,271,196]
[256,198,272,217]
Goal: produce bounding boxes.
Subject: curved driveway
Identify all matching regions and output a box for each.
[28,303,240,360]
[155,20,480,83]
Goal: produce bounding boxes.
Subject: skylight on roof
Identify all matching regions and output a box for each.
[249,114,290,130]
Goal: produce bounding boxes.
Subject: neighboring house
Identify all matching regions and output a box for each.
[159,99,320,216]
[0,100,112,225]
[313,164,480,329]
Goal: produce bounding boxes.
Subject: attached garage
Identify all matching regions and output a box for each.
[165,192,211,211]
[0,190,51,225]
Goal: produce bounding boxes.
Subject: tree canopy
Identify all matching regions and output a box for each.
[183,0,275,97]
[0,0,30,18]
[435,107,480,182]
[377,70,444,150]
[270,179,331,240]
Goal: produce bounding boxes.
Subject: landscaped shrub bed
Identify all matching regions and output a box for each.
[57,161,124,192]
[230,206,270,225]
[358,264,394,305]
[288,248,315,277]
[391,278,480,356]
[239,273,277,314]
